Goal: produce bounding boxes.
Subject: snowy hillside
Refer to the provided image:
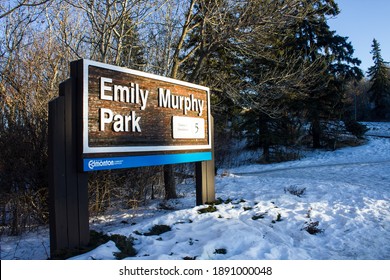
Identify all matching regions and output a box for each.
[1,122,390,260]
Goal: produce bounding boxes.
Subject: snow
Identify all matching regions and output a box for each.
[1,122,390,260]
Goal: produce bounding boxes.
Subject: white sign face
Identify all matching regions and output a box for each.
[172,116,205,139]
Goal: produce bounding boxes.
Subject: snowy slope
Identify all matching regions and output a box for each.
[1,122,389,260]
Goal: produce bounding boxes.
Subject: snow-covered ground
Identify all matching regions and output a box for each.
[1,122,390,260]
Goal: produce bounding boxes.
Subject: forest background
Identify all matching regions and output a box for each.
[1,0,390,237]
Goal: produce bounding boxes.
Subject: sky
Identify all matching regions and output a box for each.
[328,0,390,75]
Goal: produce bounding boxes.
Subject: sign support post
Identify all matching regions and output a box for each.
[48,78,89,257]
[196,115,215,205]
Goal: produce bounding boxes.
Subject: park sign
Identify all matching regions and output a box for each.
[76,59,212,171]
[49,59,215,256]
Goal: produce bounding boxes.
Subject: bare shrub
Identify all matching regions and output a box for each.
[284,185,306,197]
[88,166,164,216]
[0,188,48,236]
[302,221,324,235]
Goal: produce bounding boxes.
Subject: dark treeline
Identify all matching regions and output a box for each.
[1,0,389,235]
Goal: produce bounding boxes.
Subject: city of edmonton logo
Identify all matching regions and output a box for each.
[88,159,115,170]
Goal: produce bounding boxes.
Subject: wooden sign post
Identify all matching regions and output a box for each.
[48,78,89,256]
[48,59,214,257]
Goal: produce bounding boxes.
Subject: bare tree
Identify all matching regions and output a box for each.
[44,1,89,62]
[67,0,167,65]
[0,0,52,19]
[0,2,75,234]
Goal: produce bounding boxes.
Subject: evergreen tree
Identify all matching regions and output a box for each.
[289,0,362,148]
[367,39,390,120]
[233,0,362,156]
[116,24,145,70]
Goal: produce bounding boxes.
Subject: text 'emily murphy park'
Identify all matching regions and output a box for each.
[99,77,206,133]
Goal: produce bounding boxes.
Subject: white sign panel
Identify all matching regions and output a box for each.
[172,116,205,139]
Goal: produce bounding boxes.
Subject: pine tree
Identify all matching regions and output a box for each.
[235,0,362,153]
[290,0,362,148]
[367,39,390,120]
[117,23,145,70]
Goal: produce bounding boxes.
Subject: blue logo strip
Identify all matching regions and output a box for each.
[83,152,212,171]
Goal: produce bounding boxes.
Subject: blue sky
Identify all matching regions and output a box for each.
[328,0,390,75]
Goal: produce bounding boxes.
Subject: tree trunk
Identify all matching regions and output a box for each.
[164,1,199,201]
[163,165,177,199]
[312,116,321,149]
[259,114,271,163]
